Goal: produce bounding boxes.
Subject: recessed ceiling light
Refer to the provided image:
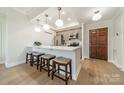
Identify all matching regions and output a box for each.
[92,10,102,21]
[61,11,65,14]
[67,18,71,21]
[34,26,41,32]
[48,17,52,20]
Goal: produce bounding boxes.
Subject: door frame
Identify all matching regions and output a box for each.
[89,27,108,60]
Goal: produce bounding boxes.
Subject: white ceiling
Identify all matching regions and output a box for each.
[71,7,122,24]
[13,7,48,19]
[13,7,123,30]
[13,7,35,15]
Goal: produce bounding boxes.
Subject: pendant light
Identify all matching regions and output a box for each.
[43,14,50,30]
[34,19,41,32]
[92,10,102,21]
[55,7,64,27]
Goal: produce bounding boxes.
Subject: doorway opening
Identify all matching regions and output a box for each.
[89,27,108,60]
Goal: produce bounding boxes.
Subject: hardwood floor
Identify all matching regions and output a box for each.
[0,64,5,71]
[0,59,124,85]
[78,59,124,84]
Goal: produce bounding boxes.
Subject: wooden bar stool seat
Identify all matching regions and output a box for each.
[51,57,72,85]
[31,52,45,70]
[40,54,56,77]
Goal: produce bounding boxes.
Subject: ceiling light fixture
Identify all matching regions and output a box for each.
[34,19,41,32]
[43,14,50,31]
[67,17,71,21]
[55,7,64,27]
[48,17,52,20]
[61,11,65,14]
[92,10,102,21]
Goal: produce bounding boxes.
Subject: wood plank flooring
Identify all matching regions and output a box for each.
[0,59,124,85]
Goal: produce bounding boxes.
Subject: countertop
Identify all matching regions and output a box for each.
[27,45,81,51]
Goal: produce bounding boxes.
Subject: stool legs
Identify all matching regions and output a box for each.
[65,65,68,85]
[52,62,55,80]
[37,56,39,70]
[40,58,43,72]
[58,65,60,74]
[26,53,32,65]
[47,60,50,77]
[26,53,28,64]
[69,62,72,80]
[51,61,72,85]
[30,54,33,66]
[40,59,45,71]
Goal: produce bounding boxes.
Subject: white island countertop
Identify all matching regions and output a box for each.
[27,45,81,51]
[27,45,82,80]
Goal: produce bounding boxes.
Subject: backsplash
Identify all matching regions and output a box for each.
[54,28,82,46]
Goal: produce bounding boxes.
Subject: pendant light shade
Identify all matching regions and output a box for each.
[55,7,64,27]
[43,24,50,31]
[43,14,50,30]
[55,19,64,27]
[34,26,41,32]
[34,19,41,32]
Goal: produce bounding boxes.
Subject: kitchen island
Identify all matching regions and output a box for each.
[27,46,82,80]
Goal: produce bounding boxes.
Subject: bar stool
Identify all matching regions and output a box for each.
[51,57,72,85]
[40,54,56,77]
[26,51,33,66]
[31,52,45,70]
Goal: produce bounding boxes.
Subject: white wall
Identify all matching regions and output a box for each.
[112,11,124,69]
[0,17,2,63]
[83,10,124,71]
[83,20,113,61]
[5,9,54,67]
[0,14,6,64]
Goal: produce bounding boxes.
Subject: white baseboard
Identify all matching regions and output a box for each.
[5,60,25,68]
[120,68,124,71]
[81,57,85,60]
[113,62,122,69]
[109,60,124,72]
[83,56,89,59]
[108,60,114,63]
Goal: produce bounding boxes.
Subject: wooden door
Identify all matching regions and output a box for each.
[89,28,108,60]
[89,30,97,58]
